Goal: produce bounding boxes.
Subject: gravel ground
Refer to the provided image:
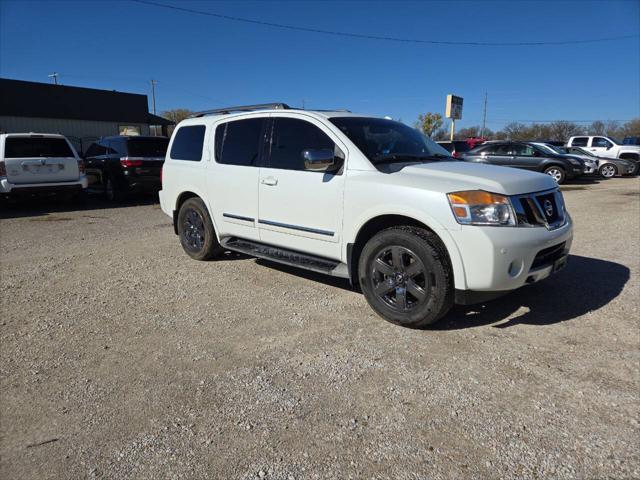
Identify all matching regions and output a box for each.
[1,177,639,480]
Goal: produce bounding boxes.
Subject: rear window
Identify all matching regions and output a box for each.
[453,141,471,152]
[128,137,169,157]
[170,126,205,161]
[4,137,74,158]
[571,137,588,147]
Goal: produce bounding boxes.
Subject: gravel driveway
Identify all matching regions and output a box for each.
[1,177,638,479]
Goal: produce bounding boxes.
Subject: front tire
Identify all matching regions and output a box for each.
[358,226,454,328]
[599,163,617,179]
[544,166,566,184]
[177,197,224,261]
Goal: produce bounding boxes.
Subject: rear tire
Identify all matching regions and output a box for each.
[544,166,566,184]
[598,163,617,179]
[177,197,224,261]
[358,226,454,328]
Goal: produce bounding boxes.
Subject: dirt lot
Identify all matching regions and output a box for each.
[1,177,638,479]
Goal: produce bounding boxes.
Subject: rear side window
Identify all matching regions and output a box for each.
[215,118,264,166]
[128,138,169,157]
[482,143,511,155]
[4,137,73,158]
[269,118,335,171]
[571,137,588,147]
[170,126,205,161]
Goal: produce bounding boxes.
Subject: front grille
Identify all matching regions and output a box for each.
[512,189,566,229]
[531,242,566,269]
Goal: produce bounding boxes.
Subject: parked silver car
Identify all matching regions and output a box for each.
[555,146,637,178]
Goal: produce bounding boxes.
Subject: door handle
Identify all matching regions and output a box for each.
[261,177,278,186]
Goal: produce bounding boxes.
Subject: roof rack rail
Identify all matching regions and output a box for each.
[190,103,290,117]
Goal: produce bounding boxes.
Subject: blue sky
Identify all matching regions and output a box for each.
[1,0,639,131]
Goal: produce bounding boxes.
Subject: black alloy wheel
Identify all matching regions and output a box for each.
[358,226,454,328]
[371,245,428,312]
[177,197,224,260]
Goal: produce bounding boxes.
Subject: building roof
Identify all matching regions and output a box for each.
[0,78,152,123]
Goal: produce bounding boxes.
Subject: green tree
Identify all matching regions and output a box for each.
[415,112,443,138]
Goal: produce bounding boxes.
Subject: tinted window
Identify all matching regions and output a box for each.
[592,137,613,148]
[85,142,106,157]
[128,137,168,157]
[171,126,205,161]
[438,142,454,152]
[452,141,470,152]
[483,143,512,155]
[215,119,263,166]
[269,118,335,170]
[571,137,588,147]
[4,137,74,158]
[512,144,536,156]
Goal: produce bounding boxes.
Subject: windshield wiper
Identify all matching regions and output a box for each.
[372,153,452,164]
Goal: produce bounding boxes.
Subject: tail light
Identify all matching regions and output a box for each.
[0,160,6,177]
[77,159,86,174]
[120,157,143,168]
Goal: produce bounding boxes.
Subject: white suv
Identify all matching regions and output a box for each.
[0,133,88,198]
[160,104,573,327]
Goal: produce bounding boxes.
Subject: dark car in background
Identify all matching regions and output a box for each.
[436,140,470,158]
[461,141,584,184]
[83,136,169,201]
[622,136,640,146]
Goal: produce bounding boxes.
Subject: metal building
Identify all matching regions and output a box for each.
[0,78,173,153]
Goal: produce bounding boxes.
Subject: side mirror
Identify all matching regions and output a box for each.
[302,149,335,171]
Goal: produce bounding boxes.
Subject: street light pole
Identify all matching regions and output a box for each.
[48,72,59,85]
[480,92,488,138]
[150,79,158,115]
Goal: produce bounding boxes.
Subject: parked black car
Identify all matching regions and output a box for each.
[461,141,584,184]
[436,140,470,158]
[84,136,169,201]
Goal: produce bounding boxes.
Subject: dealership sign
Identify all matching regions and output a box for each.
[445,95,463,120]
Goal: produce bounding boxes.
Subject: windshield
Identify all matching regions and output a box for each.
[534,143,559,155]
[572,147,596,157]
[329,117,452,163]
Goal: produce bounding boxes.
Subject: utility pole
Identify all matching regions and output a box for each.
[48,72,59,85]
[150,79,158,115]
[480,91,488,138]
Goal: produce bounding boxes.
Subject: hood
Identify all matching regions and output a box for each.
[389,161,557,196]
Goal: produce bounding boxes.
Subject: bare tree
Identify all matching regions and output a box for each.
[547,121,584,142]
[161,109,194,125]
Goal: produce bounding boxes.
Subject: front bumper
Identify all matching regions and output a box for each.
[450,215,573,294]
[0,177,88,195]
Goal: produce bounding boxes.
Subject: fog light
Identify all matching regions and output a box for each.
[508,260,524,278]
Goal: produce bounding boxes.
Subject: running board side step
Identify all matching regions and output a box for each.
[221,238,350,279]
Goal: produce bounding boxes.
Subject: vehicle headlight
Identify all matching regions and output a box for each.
[447,190,516,226]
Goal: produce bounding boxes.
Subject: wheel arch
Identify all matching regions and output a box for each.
[346,213,466,290]
[173,189,213,235]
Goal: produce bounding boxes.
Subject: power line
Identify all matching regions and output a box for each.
[131,0,639,47]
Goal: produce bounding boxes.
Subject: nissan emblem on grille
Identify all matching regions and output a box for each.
[543,199,554,217]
